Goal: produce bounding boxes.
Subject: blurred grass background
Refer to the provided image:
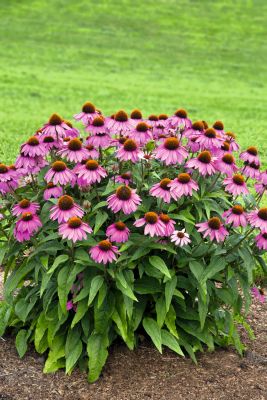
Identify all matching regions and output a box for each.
[0,0,266,164]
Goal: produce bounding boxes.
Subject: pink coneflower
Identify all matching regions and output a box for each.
[223,174,249,197]
[42,113,69,139]
[222,205,247,227]
[74,102,100,125]
[155,137,188,165]
[106,221,130,243]
[89,240,119,264]
[129,109,143,126]
[45,161,76,186]
[63,120,80,138]
[15,153,39,172]
[149,178,173,203]
[169,173,198,200]
[240,146,260,165]
[107,186,141,214]
[168,109,191,129]
[50,195,84,223]
[116,139,142,163]
[255,233,267,251]
[251,286,266,303]
[242,162,261,180]
[108,110,132,135]
[134,212,165,237]
[40,135,62,151]
[187,136,201,153]
[196,128,223,150]
[254,182,266,195]
[115,172,132,185]
[76,160,107,185]
[147,114,159,132]
[86,117,111,148]
[196,217,229,242]
[0,163,19,194]
[215,153,238,176]
[84,145,99,159]
[57,138,89,163]
[184,121,204,138]
[66,300,76,312]
[159,213,175,236]
[20,136,47,157]
[153,114,169,137]
[14,212,42,242]
[12,199,40,217]
[225,132,239,151]
[259,170,267,185]
[58,216,92,242]
[247,208,267,231]
[186,151,217,176]
[130,122,153,145]
[43,182,63,200]
[170,229,191,247]
[85,116,108,135]
[212,120,225,138]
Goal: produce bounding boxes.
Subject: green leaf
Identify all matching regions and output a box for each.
[161,329,184,356]
[15,329,29,358]
[65,327,83,374]
[4,260,35,300]
[71,298,88,329]
[143,317,162,353]
[92,201,108,212]
[165,305,178,338]
[149,256,171,279]
[135,276,162,294]
[93,211,108,234]
[48,254,69,275]
[87,333,109,383]
[88,276,104,306]
[43,334,65,373]
[156,296,167,328]
[200,257,226,282]
[165,276,177,312]
[189,260,204,282]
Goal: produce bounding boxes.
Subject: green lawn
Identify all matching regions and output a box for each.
[0,0,267,165]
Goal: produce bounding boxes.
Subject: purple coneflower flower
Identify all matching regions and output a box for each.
[223,174,249,197]
[106,221,130,243]
[57,138,89,163]
[254,182,266,195]
[115,172,132,185]
[84,144,99,159]
[89,240,119,264]
[130,122,152,145]
[212,120,225,138]
[242,162,261,180]
[215,153,238,176]
[196,217,229,242]
[153,114,169,137]
[66,300,77,312]
[225,132,239,151]
[169,173,198,200]
[168,109,191,129]
[14,212,42,242]
[149,178,173,203]
[76,160,107,185]
[196,128,223,150]
[129,109,143,126]
[255,232,267,251]
[240,146,260,166]
[44,182,63,200]
[251,287,266,303]
[12,199,40,217]
[171,229,191,247]
[116,139,142,163]
[20,136,47,157]
[50,195,84,223]
[45,161,76,186]
[184,120,204,139]
[108,110,132,135]
[155,137,188,166]
[186,150,217,176]
[86,117,111,148]
[74,102,100,125]
[159,214,175,236]
[259,170,267,185]
[41,134,62,151]
[42,113,69,139]
[107,186,141,215]
[0,163,19,194]
[247,208,267,231]
[134,212,165,237]
[58,216,92,242]
[222,205,247,227]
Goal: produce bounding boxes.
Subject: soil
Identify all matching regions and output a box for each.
[0,271,266,400]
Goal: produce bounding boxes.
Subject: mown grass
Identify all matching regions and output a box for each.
[0,0,267,164]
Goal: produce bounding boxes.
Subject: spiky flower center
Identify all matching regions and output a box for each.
[27,136,39,146]
[175,109,187,118]
[86,160,99,171]
[158,114,168,120]
[131,109,142,119]
[68,217,82,228]
[116,186,132,200]
[49,113,63,126]
[43,136,55,143]
[82,102,96,113]
[262,233,267,240]
[247,146,258,156]
[178,173,191,184]
[64,120,73,128]
[232,174,245,185]
[148,114,158,121]
[0,164,8,174]
[258,208,267,221]
[86,145,95,151]
[99,240,112,251]
[232,205,244,215]
[52,161,67,172]
[226,131,236,140]
[213,120,224,130]
[47,182,55,189]
[19,199,30,209]
[58,195,74,211]
[202,120,209,129]
[136,122,149,132]
[92,117,105,127]
[221,142,230,151]
[246,162,260,170]
[115,110,128,122]
[177,231,185,238]
[192,121,204,131]
[208,217,221,230]
[222,154,234,165]
[68,138,82,151]
[145,212,158,224]
[121,172,131,180]
[160,213,170,224]
[159,178,171,190]
[198,151,212,164]
[115,221,126,231]
[64,137,70,142]
[164,137,180,150]
[123,139,137,151]
[22,212,33,221]
[204,128,216,138]
[9,165,16,170]
[119,137,127,144]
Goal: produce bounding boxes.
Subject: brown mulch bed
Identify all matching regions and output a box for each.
[0,271,266,400]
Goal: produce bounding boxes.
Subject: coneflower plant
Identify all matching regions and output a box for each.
[0,102,266,383]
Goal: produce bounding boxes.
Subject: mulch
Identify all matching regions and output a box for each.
[0,271,266,400]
